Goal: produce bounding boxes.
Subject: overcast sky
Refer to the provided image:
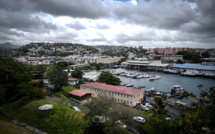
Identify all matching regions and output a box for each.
[0,0,214,48]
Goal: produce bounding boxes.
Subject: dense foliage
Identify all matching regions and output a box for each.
[46,66,68,90]
[44,100,87,134]
[71,68,84,78]
[0,57,32,103]
[176,51,201,63]
[97,71,121,85]
[85,98,136,134]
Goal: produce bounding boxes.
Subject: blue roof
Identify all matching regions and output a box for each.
[173,64,215,71]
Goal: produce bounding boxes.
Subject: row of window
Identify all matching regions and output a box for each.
[98,95,133,105]
[82,86,143,100]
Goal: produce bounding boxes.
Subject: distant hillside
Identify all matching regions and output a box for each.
[0,42,20,50]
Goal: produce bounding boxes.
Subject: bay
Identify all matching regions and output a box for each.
[84,68,215,105]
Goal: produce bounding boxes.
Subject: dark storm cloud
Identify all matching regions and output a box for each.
[66,21,86,30]
[0,9,56,33]
[112,0,195,29]
[186,0,215,35]
[30,0,109,19]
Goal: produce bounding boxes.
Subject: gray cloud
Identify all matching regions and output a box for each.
[66,21,86,30]
[30,0,109,19]
[93,24,110,29]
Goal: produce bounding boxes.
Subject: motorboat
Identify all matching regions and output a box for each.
[136,74,150,78]
[170,84,185,94]
[120,82,126,86]
[163,69,179,74]
[126,83,133,87]
[180,70,202,77]
[145,87,156,96]
[149,75,161,80]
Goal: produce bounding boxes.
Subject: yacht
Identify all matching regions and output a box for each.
[163,69,179,74]
[170,84,185,94]
[149,75,161,80]
[180,70,202,77]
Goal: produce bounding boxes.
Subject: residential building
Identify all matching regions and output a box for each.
[68,78,79,86]
[69,90,92,105]
[80,82,144,106]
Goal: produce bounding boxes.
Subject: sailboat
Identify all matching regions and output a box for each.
[126,66,134,87]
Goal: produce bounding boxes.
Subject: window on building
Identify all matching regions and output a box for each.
[124,95,126,97]
[127,95,129,98]
[127,101,129,104]
[130,102,132,105]
[121,94,122,97]
[121,99,123,102]
[118,99,119,102]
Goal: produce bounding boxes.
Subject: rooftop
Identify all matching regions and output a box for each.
[173,64,215,71]
[81,82,142,96]
[69,90,92,97]
[68,78,78,81]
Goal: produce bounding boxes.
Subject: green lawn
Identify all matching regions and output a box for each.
[2,98,85,132]
[0,120,33,134]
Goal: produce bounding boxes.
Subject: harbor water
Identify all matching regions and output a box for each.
[84,68,215,105]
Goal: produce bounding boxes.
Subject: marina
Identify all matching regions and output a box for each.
[83,68,215,105]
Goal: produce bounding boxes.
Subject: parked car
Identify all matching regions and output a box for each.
[133,116,145,123]
[141,105,149,111]
[91,116,109,123]
[116,120,126,128]
[71,106,81,112]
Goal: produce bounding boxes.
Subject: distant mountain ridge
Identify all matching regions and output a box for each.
[0,42,20,49]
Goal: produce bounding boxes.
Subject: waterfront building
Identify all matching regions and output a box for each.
[126,60,168,71]
[173,64,215,73]
[80,82,144,106]
[96,56,122,64]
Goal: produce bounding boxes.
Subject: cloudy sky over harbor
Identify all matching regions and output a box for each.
[0,0,215,48]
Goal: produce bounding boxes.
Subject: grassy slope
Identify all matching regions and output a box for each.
[57,86,91,112]
[2,99,85,131]
[0,120,33,134]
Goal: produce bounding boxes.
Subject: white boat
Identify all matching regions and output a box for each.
[126,83,133,87]
[120,82,126,86]
[149,75,161,80]
[180,70,202,77]
[170,84,185,94]
[163,69,179,74]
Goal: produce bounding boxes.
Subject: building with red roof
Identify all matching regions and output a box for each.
[80,82,144,106]
[68,78,79,86]
[69,90,92,105]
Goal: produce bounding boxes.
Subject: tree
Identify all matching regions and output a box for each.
[202,51,210,58]
[85,98,137,134]
[56,61,69,68]
[181,87,215,133]
[71,68,84,78]
[97,71,121,85]
[44,100,87,134]
[46,66,68,90]
[151,96,168,115]
[0,57,32,102]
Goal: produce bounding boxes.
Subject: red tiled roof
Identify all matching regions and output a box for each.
[81,82,142,96]
[69,90,92,97]
[68,78,78,81]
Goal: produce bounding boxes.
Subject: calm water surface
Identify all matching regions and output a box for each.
[84,68,215,104]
